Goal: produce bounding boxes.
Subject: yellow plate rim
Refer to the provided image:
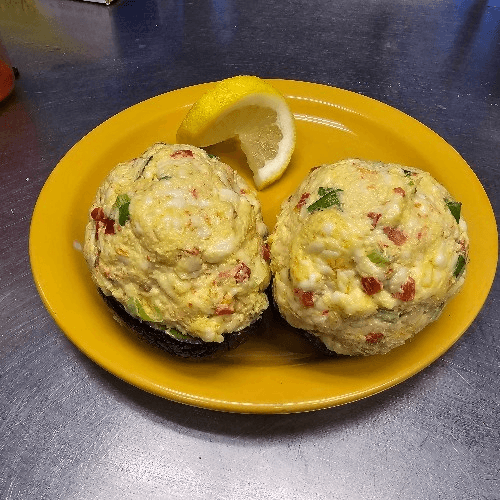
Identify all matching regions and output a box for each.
[29,79,498,413]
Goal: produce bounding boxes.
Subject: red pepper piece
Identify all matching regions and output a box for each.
[392,277,415,301]
[294,288,314,308]
[233,262,251,283]
[393,187,406,197]
[217,270,230,279]
[417,226,428,241]
[91,207,115,239]
[367,212,382,228]
[262,242,271,262]
[91,207,101,220]
[215,304,234,315]
[295,192,310,210]
[218,262,252,282]
[383,226,407,246]
[361,276,383,295]
[171,149,194,158]
[365,332,384,344]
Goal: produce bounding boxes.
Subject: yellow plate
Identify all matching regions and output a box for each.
[30,80,498,413]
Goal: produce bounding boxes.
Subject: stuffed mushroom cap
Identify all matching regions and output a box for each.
[84,143,271,345]
[269,159,469,356]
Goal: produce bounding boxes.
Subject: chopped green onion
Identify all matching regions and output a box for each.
[445,199,462,223]
[207,153,219,160]
[453,254,466,278]
[367,250,391,266]
[402,169,415,185]
[307,187,343,213]
[114,194,131,226]
[158,175,171,181]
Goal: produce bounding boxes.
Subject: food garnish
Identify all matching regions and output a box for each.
[176,75,296,190]
[307,187,343,213]
[445,199,462,223]
[114,194,131,226]
[454,254,466,278]
[367,250,390,266]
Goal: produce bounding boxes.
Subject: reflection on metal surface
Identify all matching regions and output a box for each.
[445,0,489,79]
[81,0,115,4]
[111,0,184,67]
[210,0,237,44]
[1,0,117,62]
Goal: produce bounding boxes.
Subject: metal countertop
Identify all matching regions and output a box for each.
[1,0,499,498]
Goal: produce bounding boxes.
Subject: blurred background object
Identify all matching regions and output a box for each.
[0,37,15,102]
[0,57,14,102]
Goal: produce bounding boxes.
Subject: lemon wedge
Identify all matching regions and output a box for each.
[176,75,295,190]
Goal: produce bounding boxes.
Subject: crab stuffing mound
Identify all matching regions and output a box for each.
[269,159,469,356]
[84,143,271,345]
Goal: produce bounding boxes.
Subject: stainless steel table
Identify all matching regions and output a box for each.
[1,0,499,498]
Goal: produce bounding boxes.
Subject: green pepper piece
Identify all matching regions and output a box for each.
[167,328,190,340]
[125,298,158,322]
[135,300,153,321]
[126,299,188,337]
[131,299,150,321]
[154,324,190,340]
[125,298,138,317]
[445,199,462,223]
[453,254,466,278]
[114,194,131,226]
[429,302,445,321]
[367,250,391,266]
[307,187,343,213]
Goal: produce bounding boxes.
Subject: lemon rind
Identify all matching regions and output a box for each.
[177,81,295,190]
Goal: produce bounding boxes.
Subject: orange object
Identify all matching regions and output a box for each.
[0,59,14,102]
